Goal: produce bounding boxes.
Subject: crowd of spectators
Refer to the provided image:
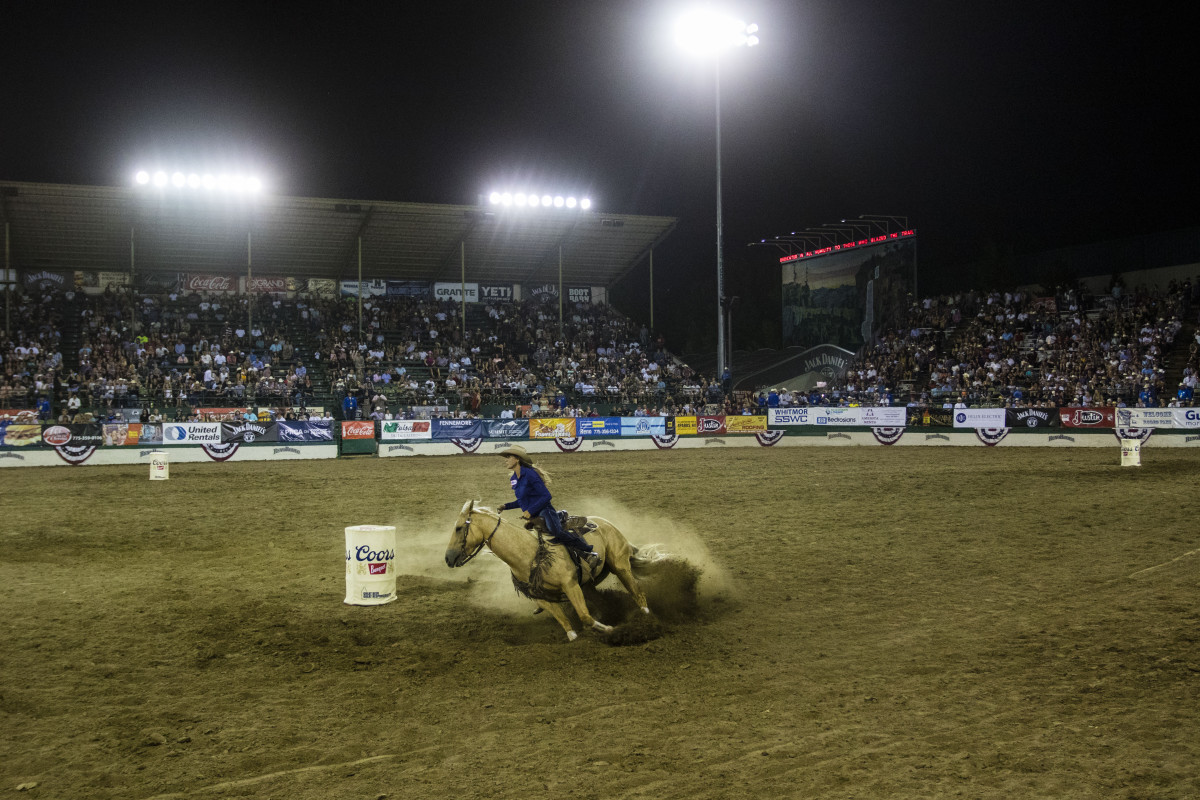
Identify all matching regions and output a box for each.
[4,274,1197,422]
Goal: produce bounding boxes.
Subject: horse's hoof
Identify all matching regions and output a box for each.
[592,621,613,633]
[567,630,578,642]
[640,606,650,615]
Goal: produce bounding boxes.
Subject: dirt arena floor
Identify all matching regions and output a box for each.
[2,446,1198,799]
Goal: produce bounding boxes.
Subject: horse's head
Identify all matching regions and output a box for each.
[445,499,488,568]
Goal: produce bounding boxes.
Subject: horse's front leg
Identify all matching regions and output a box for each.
[537,599,578,642]
[563,583,612,634]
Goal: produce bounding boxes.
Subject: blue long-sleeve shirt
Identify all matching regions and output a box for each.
[500,467,552,516]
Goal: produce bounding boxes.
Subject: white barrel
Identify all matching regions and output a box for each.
[344,525,398,605]
[1120,439,1142,467]
[149,451,170,480]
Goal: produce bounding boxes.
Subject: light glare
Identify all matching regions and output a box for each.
[674,10,760,55]
[134,170,149,185]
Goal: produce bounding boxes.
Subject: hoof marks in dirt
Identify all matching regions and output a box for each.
[598,612,666,646]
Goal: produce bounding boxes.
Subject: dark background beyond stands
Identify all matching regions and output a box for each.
[0,2,1195,352]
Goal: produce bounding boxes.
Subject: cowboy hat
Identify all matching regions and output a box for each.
[498,444,534,466]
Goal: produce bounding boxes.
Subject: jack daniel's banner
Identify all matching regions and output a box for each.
[220,421,279,444]
[1004,408,1060,428]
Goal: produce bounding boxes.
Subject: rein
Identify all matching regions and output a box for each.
[458,510,504,566]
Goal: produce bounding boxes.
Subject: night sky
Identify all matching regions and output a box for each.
[2,2,1193,354]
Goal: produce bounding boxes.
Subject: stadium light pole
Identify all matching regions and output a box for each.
[674,10,759,385]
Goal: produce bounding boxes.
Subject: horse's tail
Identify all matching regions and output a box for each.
[629,543,674,576]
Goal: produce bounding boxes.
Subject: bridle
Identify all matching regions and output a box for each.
[456,507,504,566]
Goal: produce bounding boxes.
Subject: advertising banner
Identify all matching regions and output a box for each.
[278,421,334,441]
[138,272,180,291]
[484,419,530,439]
[480,284,515,302]
[697,416,727,435]
[433,282,479,303]
[1058,407,1115,428]
[1005,408,1061,429]
[221,421,279,443]
[246,276,288,293]
[1115,408,1175,429]
[1173,408,1200,428]
[857,407,908,427]
[431,419,483,440]
[163,422,222,443]
[184,273,237,293]
[386,280,431,298]
[339,279,388,297]
[576,417,621,437]
[306,278,337,298]
[41,424,104,446]
[952,408,1007,428]
[527,283,559,302]
[620,417,667,437]
[95,422,161,446]
[567,287,591,304]
[22,270,70,291]
[341,421,376,440]
[380,420,433,440]
[195,407,248,422]
[98,271,132,290]
[673,416,698,435]
[768,408,809,426]
[0,423,43,447]
[530,418,577,439]
[725,416,768,432]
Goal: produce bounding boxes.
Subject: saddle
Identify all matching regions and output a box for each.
[524,510,597,537]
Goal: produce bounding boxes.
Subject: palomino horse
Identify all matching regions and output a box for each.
[445,500,651,641]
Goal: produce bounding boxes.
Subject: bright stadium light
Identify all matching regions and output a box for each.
[133,167,267,193]
[486,190,593,211]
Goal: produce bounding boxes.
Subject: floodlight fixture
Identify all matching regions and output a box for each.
[153,171,168,187]
[134,170,150,185]
[133,167,267,194]
[485,190,592,211]
[674,9,760,56]
[171,172,186,187]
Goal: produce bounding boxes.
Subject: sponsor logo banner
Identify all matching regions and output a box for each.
[184,273,236,293]
[221,421,279,444]
[1005,408,1061,429]
[339,279,388,297]
[41,423,105,446]
[341,421,376,440]
[0,423,43,447]
[725,416,768,432]
[163,422,222,443]
[527,283,559,301]
[479,284,515,302]
[1058,407,1115,428]
[23,269,69,290]
[1115,408,1176,429]
[620,417,667,437]
[433,282,479,303]
[306,278,337,298]
[576,417,621,437]
[673,416,698,435]
[380,420,433,440]
[99,423,157,446]
[386,280,431,297]
[857,407,907,427]
[246,276,288,293]
[98,271,132,290]
[431,419,484,440]
[768,408,809,426]
[953,408,1007,428]
[697,416,727,435]
[195,407,248,422]
[484,419,530,439]
[567,286,591,303]
[530,418,578,439]
[1173,408,1200,428]
[278,421,333,441]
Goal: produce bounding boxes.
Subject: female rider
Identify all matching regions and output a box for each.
[497,445,601,568]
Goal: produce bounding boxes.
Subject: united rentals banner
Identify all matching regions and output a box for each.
[380,420,433,440]
[530,418,577,439]
[163,422,222,443]
[1005,408,1061,429]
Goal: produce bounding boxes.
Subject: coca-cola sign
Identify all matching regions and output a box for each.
[185,273,236,292]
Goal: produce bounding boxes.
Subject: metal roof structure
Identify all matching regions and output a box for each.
[0,181,678,287]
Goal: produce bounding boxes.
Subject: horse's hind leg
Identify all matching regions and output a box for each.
[564,583,612,634]
[537,599,578,642]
